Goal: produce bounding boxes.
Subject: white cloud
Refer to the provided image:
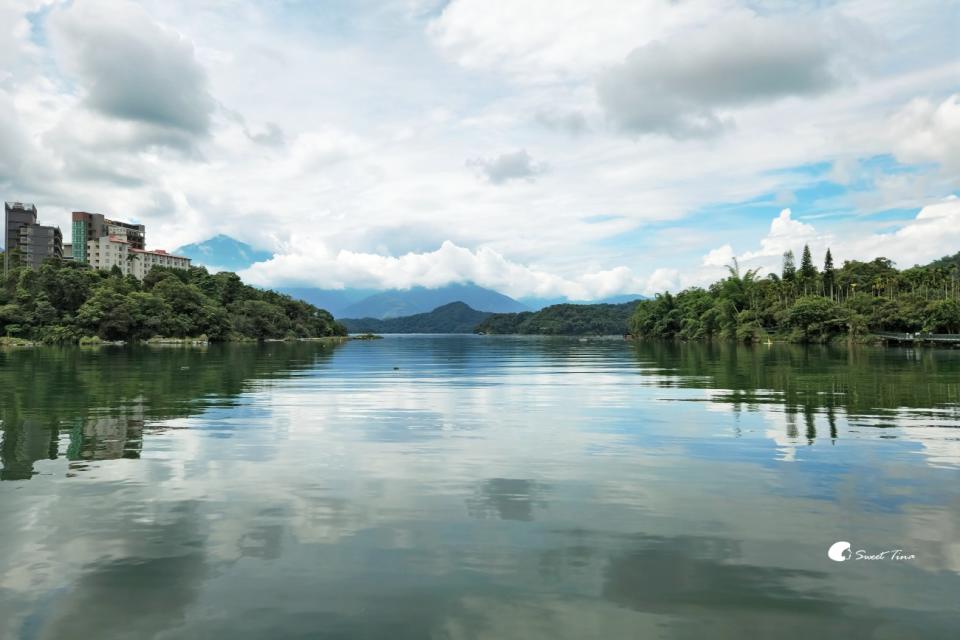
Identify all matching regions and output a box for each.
[703,244,735,268]
[428,0,735,80]
[0,0,956,301]
[597,15,852,138]
[466,149,547,184]
[705,196,960,281]
[50,0,215,139]
[239,240,648,300]
[891,93,960,172]
[534,108,589,135]
[643,268,680,295]
[739,209,820,262]
[847,195,960,267]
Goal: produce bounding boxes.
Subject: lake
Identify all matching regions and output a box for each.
[1,336,959,639]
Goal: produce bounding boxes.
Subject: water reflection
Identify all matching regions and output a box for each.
[467,478,549,521]
[33,502,208,640]
[631,340,960,421]
[0,342,338,480]
[0,337,959,638]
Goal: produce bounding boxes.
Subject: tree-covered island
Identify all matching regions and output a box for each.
[0,258,346,344]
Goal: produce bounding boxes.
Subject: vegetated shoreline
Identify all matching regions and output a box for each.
[0,334,350,349]
[622,332,960,348]
[628,248,960,345]
[475,300,640,336]
[0,258,346,345]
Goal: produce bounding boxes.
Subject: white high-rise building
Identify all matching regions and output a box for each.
[87,235,191,279]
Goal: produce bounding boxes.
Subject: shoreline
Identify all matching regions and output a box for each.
[0,335,350,349]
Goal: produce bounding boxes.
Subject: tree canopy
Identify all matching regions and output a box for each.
[630,249,960,343]
[0,258,345,344]
[476,300,641,335]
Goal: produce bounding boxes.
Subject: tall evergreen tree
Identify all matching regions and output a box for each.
[823,248,835,300]
[800,244,817,280]
[799,244,817,294]
[782,250,796,282]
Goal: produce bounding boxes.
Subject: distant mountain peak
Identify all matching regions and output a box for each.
[340,283,527,319]
[340,300,493,334]
[432,301,472,311]
[175,235,273,271]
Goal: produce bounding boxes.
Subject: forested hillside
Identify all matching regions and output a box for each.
[476,300,641,335]
[342,301,492,333]
[0,258,346,343]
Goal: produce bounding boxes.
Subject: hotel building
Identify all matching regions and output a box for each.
[88,234,191,279]
[71,211,189,279]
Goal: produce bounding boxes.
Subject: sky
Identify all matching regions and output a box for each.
[0,0,958,300]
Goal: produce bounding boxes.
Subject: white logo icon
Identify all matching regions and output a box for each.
[828,541,852,562]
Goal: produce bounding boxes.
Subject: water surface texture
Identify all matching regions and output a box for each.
[2,336,959,639]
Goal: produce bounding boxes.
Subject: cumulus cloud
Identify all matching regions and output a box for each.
[891,94,960,172]
[428,0,732,80]
[1,0,954,304]
[739,209,819,261]
[467,149,547,184]
[702,196,960,284]
[535,108,588,135]
[246,122,286,147]
[848,195,960,267]
[702,244,735,268]
[50,0,214,138]
[287,129,367,174]
[644,267,680,294]
[240,240,647,300]
[597,16,847,138]
[0,93,27,185]
[0,0,46,84]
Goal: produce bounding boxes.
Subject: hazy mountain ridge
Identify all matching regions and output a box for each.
[476,300,642,335]
[341,302,493,333]
[174,234,647,317]
[339,283,528,319]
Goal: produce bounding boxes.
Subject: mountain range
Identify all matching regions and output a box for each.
[341,302,493,333]
[176,234,645,318]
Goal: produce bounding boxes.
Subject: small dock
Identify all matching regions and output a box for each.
[875,332,960,345]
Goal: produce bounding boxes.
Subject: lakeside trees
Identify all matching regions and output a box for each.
[476,301,640,335]
[0,258,346,343]
[630,248,960,343]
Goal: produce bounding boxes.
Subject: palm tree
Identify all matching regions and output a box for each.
[724,258,761,312]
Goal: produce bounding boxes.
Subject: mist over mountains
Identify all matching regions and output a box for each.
[177,235,645,318]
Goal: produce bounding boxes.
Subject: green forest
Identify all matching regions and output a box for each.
[342,301,493,333]
[0,258,346,344]
[630,247,960,343]
[476,300,641,335]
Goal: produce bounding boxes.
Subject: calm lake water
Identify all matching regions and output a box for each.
[1,336,959,639]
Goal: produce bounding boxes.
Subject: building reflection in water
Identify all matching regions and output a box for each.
[0,341,338,481]
[0,418,58,481]
[0,409,145,480]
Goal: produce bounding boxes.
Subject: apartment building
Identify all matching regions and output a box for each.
[71,211,145,263]
[4,202,64,271]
